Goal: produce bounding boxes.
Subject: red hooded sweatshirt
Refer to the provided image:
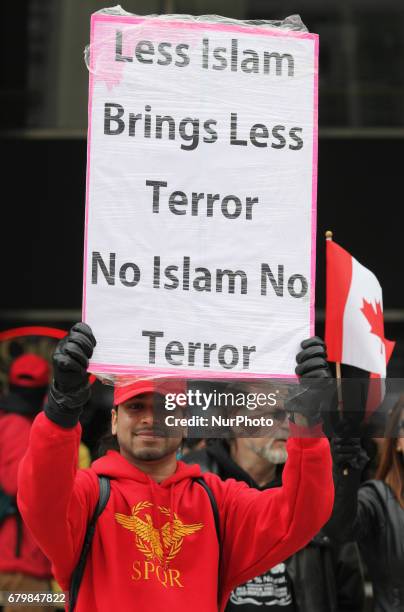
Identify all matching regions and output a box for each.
[17,413,333,611]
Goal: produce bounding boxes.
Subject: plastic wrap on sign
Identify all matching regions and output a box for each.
[82,5,319,386]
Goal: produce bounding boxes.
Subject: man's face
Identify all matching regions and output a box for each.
[245,415,289,465]
[111,392,183,462]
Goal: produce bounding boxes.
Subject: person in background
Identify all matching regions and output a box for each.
[185,393,365,612]
[330,395,404,612]
[0,355,54,612]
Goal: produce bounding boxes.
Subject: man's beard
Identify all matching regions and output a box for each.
[248,439,288,465]
[132,446,176,461]
[121,434,182,462]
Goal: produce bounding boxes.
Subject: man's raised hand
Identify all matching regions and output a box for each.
[295,337,330,378]
[287,336,333,426]
[53,322,96,393]
[46,323,97,428]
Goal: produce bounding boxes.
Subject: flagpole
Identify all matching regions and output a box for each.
[326,230,344,417]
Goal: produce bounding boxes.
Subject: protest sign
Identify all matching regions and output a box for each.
[83,11,318,378]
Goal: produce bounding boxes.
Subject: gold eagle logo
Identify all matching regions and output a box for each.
[115,502,203,567]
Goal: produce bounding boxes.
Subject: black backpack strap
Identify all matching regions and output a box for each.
[193,476,221,605]
[15,511,23,557]
[193,477,220,544]
[69,475,110,612]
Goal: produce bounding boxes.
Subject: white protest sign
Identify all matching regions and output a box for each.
[83,13,318,378]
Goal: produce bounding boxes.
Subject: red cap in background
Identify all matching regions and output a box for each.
[9,354,50,388]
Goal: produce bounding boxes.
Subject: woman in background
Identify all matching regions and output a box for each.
[340,395,404,611]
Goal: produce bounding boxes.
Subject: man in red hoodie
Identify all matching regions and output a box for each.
[17,323,334,612]
[0,354,53,612]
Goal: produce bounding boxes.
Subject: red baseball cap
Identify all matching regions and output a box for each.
[114,379,187,406]
[9,354,50,388]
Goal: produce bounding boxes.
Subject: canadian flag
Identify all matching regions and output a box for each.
[325,239,395,384]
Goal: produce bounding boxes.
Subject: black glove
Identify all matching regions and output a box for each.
[46,322,96,428]
[331,436,369,471]
[295,337,330,378]
[287,336,333,425]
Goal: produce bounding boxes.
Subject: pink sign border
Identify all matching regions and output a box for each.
[82,13,319,379]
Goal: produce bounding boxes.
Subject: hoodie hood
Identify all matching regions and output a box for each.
[92,450,202,485]
[206,440,282,490]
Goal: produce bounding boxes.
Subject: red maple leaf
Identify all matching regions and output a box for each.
[361,299,385,351]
